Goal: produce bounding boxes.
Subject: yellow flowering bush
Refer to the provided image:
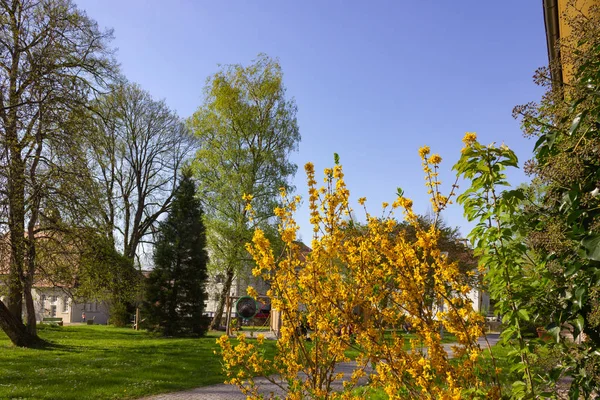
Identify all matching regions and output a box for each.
[218,146,492,399]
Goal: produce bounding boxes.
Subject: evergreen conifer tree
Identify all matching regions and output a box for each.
[144,170,209,336]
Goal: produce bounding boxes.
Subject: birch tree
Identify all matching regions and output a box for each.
[189,54,300,330]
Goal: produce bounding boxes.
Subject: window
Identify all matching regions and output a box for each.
[50,305,57,317]
[40,294,46,304]
[62,297,69,313]
[50,295,57,303]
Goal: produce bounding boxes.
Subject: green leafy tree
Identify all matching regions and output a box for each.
[188,54,300,330]
[0,0,116,346]
[144,170,209,336]
[509,4,600,395]
[454,136,539,398]
[75,233,141,325]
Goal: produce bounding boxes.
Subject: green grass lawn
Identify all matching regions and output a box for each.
[343,331,457,360]
[0,324,275,400]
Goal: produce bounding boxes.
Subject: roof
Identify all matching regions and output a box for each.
[0,230,79,288]
[543,0,563,86]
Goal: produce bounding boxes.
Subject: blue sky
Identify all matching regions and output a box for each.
[76,0,548,242]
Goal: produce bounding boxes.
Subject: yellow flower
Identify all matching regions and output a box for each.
[333,165,343,179]
[247,285,259,299]
[242,193,253,201]
[234,157,483,399]
[469,349,479,362]
[429,154,442,164]
[462,132,477,146]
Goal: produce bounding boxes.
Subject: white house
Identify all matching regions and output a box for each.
[0,232,110,325]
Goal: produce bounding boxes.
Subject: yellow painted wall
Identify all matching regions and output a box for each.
[557,0,600,82]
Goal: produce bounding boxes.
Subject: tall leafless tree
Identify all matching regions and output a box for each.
[87,83,196,263]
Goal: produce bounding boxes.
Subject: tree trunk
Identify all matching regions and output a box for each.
[0,300,42,347]
[23,281,37,336]
[6,272,22,321]
[7,157,25,321]
[25,201,40,336]
[210,267,235,331]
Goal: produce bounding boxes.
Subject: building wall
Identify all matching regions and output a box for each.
[69,300,110,325]
[34,289,72,323]
[31,288,110,324]
[204,267,271,326]
[556,0,600,83]
[466,287,490,315]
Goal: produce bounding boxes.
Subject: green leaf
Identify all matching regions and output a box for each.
[533,135,548,152]
[517,309,530,322]
[333,153,340,165]
[547,326,561,342]
[511,380,527,391]
[569,112,584,136]
[573,314,584,334]
[546,130,558,150]
[575,287,586,307]
[396,187,404,197]
[569,384,580,400]
[581,234,600,261]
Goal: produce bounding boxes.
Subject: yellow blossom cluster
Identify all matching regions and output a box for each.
[218,147,490,399]
[419,145,457,214]
[462,132,477,147]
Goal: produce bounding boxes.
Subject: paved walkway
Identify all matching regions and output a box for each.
[138,362,368,400]
[137,334,500,400]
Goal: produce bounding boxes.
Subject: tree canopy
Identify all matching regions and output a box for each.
[0,0,117,346]
[189,54,300,330]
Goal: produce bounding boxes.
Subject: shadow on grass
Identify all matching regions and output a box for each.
[0,325,277,399]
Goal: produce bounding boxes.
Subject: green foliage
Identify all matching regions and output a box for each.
[144,171,209,336]
[32,226,140,328]
[456,7,600,395]
[188,54,300,328]
[454,140,543,398]
[509,4,600,396]
[76,234,139,303]
[189,53,299,226]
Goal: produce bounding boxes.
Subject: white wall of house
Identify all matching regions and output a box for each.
[33,289,71,323]
[204,267,270,319]
[31,288,110,324]
[69,300,110,324]
[467,288,490,315]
